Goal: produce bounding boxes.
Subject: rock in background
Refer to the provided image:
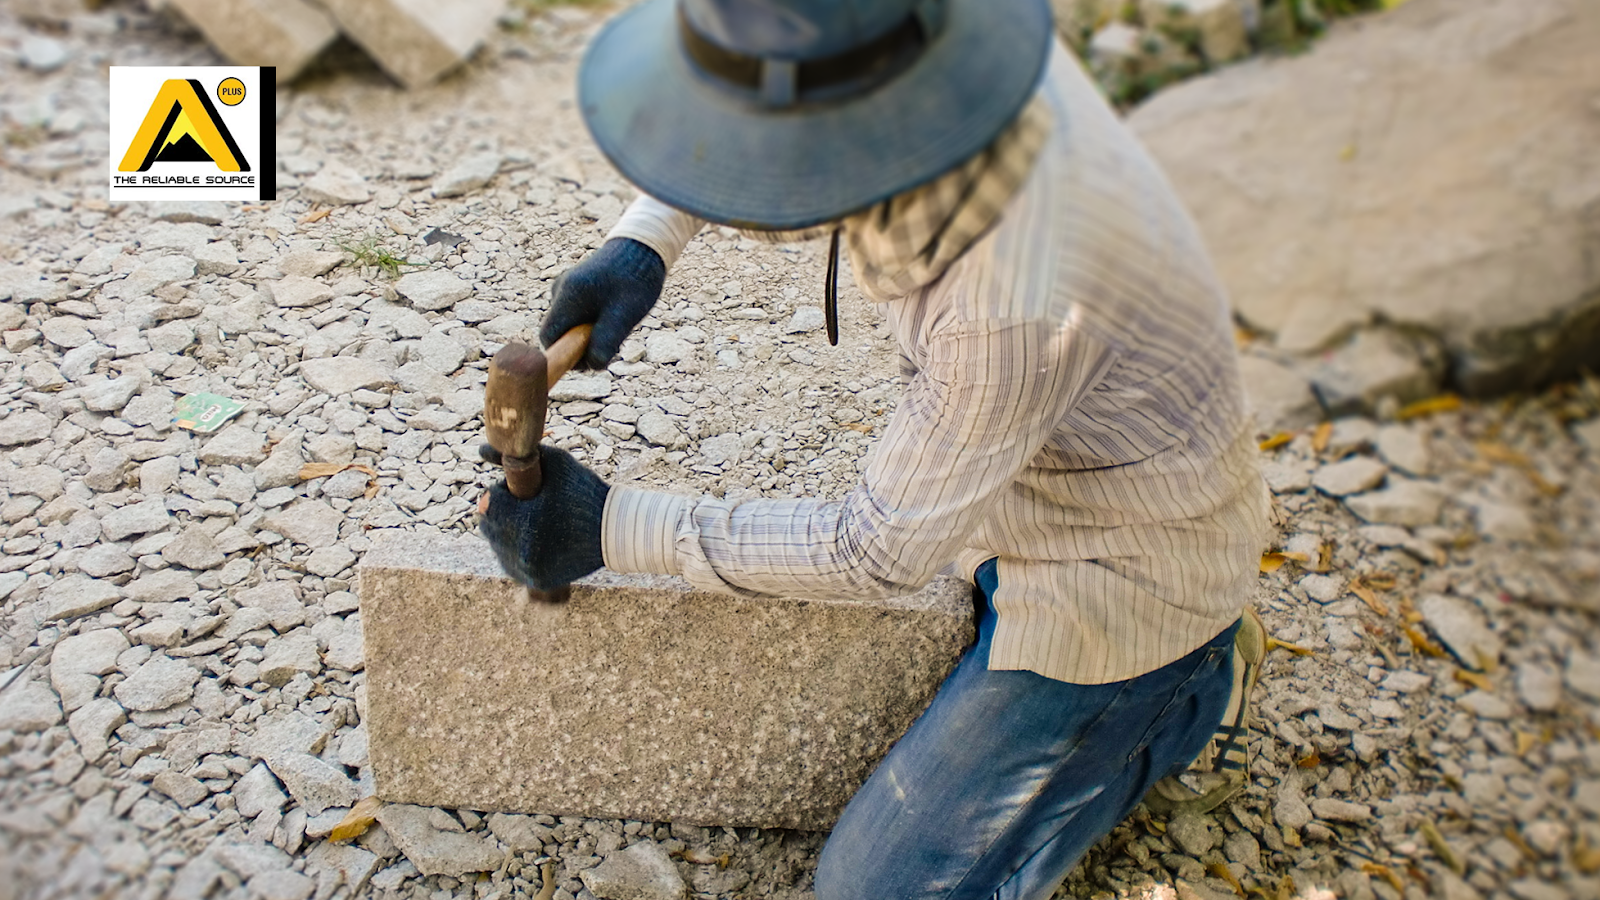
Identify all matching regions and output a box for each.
[1129,0,1600,423]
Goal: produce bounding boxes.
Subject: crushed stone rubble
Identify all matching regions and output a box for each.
[1,4,1599,900]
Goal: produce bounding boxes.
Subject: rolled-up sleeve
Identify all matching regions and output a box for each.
[601,314,1116,600]
[606,194,705,270]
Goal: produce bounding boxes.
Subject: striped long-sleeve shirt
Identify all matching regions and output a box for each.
[600,41,1272,685]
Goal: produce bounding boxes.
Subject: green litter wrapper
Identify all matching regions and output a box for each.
[171,393,245,433]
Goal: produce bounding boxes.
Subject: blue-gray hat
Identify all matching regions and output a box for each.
[576,0,1054,231]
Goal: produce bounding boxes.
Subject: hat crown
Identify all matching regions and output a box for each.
[682,0,916,60]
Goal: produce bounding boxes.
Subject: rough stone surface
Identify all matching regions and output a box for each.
[1130,0,1600,398]
[359,532,973,829]
[0,680,62,733]
[1312,457,1388,497]
[167,0,338,82]
[1344,478,1445,527]
[580,840,687,900]
[316,0,504,89]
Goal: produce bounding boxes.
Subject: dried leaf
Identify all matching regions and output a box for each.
[1266,637,1314,656]
[1363,572,1398,592]
[1576,836,1600,875]
[299,207,332,224]
[1259,552,1290,573]
[1419,818,1463,874]
[1349,580,1390,617]
[1475,441,1530,467]
[679,848,731,868]
[1514,731,1540,757]
[1397,394,1461,420]
[1360,863,1405,893]
[1474,647,1499,675]
[535,861,556,900]
[1501,826,1539,861]
[1525,468,1564,497]
[1295,751,1320,769]
[1403,625,1446,658]
[1208,862,1247,898]
[1453,669,1493,692]
[1258,432,1293,451]
[841,423,872,434]
[1315,542,1333,573]
[299,462,347,480]
[1311,421,1334,453]
[328,796,382,843]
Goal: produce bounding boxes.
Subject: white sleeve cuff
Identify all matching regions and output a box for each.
[606,195,705,270]
[602,486,690,576]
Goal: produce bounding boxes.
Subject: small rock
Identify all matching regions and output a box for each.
[259,632,321,686]
[278,249,345,278]
[784,306,826,334]
[41,316,93,349]
[1344,477,1444,527]
[636,410,687,449]
[645,334,693,364]
[247,870,315,900]
[83,375,143,413]
[125,569,199,603]
[1309,798,1372,823]
[580,840,687,900]
[300,168,370,206]
[20,36,70,72]
[1261,459,1314,494]
[236,582,306,631]
[486,813,550,852]
[0,410,52,445]
[0,681,62,733]
[1298,573,1345,604]
[151,201,229,225]
[270,276,335,309]
[394,269,470,310]
[42,574,123,620]
[199,424,268,466]
[375,803,503,877]
[304,545,356,577]
[161,526,226,570]
[1375,423,1430,475]
[254,430,305,490]
[1379,670,1431,693]
[1565,650,1600,702]
[266,752,359,816]
[1472,500,1536,544]
[263,500,344,548]
[113,655,199,711]
[1456,691,1513,720]
[1274,780,1312,830]
[1515,660,1563,712]
[68,698,126,762]
[1166,813,1217,856]
[549,372,614,402]
[151,771,210,808]
[432,153,502,198]
[1419,594,1502,670]
[1312,456,1388,497]
[300,357,394,395]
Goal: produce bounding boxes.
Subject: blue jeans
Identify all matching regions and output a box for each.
[815,559,1238,900]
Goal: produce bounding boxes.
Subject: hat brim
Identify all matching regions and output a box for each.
[576,0,1054,231]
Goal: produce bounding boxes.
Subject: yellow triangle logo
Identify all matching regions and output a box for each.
[117,78,250,173]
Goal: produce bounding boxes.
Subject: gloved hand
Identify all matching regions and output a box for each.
[478,444,610,591]
[540,237,666,371]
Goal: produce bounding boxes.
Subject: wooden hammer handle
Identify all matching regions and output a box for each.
[544,323,593,387]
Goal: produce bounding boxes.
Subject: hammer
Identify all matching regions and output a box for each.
[480,324,593,604]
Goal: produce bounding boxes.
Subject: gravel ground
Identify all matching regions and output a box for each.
[2,5,1599,900]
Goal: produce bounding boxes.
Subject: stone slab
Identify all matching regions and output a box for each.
[357,532,973,830]
[168,0,338,83]
[315,0,505,89]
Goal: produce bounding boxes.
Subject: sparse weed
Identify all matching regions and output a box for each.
[335,233,428,280]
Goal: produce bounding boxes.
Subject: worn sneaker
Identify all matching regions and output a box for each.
[1144,606,1266,816]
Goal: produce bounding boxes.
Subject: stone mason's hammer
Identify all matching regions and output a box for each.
[479,324,593,604]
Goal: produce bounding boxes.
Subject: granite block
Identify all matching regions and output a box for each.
[167,0,337,83]
[315,0,504,89]
[357,532,973,830]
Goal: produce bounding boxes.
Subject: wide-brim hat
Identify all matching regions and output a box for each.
[576,0,1054,231]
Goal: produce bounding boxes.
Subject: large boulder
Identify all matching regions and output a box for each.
[1130,0,1600,401]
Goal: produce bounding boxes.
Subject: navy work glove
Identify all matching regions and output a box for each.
[540,237,666,371]
[478,445,610,592]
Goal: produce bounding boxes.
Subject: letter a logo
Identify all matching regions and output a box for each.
[117,79,250,173]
